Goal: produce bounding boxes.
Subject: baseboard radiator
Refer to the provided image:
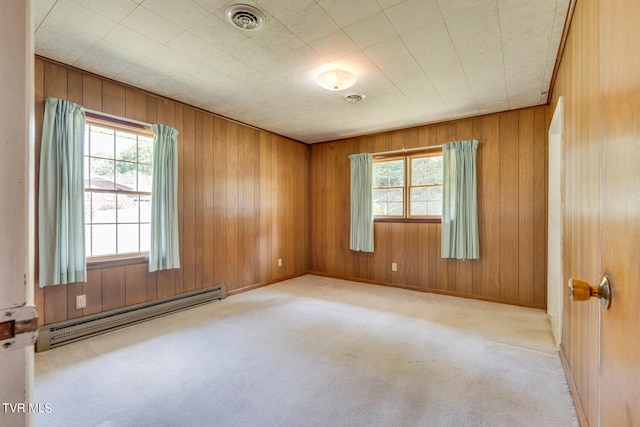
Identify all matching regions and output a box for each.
[36,285,226,352]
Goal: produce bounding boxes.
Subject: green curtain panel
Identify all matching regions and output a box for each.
[441,140,479,260]
[149,124,180,272]
[348,153,374,252]
[39,98,87,287]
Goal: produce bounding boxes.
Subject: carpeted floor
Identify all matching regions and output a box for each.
[34,275,578,426]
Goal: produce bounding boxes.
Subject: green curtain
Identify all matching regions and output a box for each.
[39,98,86,287]
[441,140,479,260]
[149,124,180,272]
[348,153,374,252]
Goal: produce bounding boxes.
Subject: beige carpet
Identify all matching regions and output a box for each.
[34,275,578,426]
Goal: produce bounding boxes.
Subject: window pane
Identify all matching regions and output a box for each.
[84,157,89,189]
[387,160,404,186]
[411,187,427,202]
[89,126,114,159]
[89,158,115,189]
[428,201,442,216]
[426,186,442,201]
[410,186,442,216]
[373,189,388,216]
[410,186,442,202]
[84,127,89,156]
[140,223,150,253]
[411,201,427,216]
[91,224,116,256]
[117,193,139,223]
[115,160,137,191]
[373,162,389,188]
[139,195,151,222]
[84,193,92,223]
[84,121,153,258]
[92,193,117,223]
[388,202,403,216]
[411,156,443,185]
[373,159,404,188]
[373,188,404,216]
[118,224,139,254]
[138,136,153,165]
[388,188,403,202]
[85,225,92,257]
[115,131,137,161]
[373,188,388,204]
[138,164,152,192]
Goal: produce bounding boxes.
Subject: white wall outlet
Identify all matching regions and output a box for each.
[392,263,398,271]
[76,294,86,309]
[278,258,282,267]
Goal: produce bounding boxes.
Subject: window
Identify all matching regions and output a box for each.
[373,151,443,220]
[84,120,153,258]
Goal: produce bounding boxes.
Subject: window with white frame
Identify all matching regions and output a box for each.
[372,150,443,219]
[84,120,153,257]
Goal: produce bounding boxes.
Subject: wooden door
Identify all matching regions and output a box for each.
[598,0,640,425]
[0,1,35,427]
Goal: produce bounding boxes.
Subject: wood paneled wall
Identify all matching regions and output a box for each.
[550,0,600,425]
[34,58,309,326]
[309,107,548,308]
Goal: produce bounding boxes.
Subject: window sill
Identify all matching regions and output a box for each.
[87,254,149,270]
[374,217,441,224]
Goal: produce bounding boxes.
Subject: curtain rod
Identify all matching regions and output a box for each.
[373,140,480,157]
[373,145,442,157]
[83,108,153,129]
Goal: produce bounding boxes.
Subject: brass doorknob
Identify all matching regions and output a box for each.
[568,276,611,309]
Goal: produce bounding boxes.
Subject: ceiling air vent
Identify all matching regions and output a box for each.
[226,4,265,30]
[344,93,366,103]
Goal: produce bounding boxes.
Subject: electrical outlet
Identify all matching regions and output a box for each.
[76,294,86,309]
[392,263,398,271]
[278,258,282,267]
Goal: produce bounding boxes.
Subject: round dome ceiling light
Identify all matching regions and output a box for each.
[316,69,357,91]
[226,4,265,30]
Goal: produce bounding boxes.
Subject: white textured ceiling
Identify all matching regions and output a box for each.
[34,0,570,143]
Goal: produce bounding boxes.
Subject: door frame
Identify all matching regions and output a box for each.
[548,96,564,348]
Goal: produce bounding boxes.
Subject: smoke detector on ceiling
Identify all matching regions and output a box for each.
[226,4,265,30]
[344,93,366,103]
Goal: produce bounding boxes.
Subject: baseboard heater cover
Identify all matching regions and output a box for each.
[36,285,226,352]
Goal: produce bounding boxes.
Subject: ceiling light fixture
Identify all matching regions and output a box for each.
[316,69,357,91]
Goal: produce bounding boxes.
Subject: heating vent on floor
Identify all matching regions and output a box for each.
[36,285,225,352]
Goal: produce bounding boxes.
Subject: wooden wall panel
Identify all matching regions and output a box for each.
[82,75,102,111]
[309,106,549,308]
[66,282,84,320]
[532,107,548,305]
[101,81,125,117]
[67,70,83,105]
[201,114,215,289]
[125,88,146,122]
[83,269,103,316]
[35,58,309,325]
[479,114,500,298]
[181,106,196,292]
[102,267,126,312]
[518,109,534,304]
[498,111,520,302]
[173,104,185,293]
[125,264,148,306]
